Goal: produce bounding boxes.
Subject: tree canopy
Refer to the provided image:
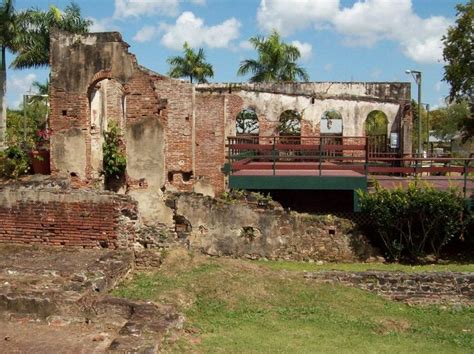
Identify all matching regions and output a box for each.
[11,3,91,69]
[167,42,214,84]
[430,100,470,140]
[237,30,309,83]
[0,1,90,148]
[442,1,473,140]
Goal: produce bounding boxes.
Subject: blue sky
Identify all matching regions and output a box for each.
[6,0,463,109]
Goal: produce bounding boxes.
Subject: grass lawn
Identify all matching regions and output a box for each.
[113,249,474,353]
[254,260,474,273]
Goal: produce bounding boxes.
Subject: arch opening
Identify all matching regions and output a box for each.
[278,110,301,144]
[89,78,126,178]
[236,107,259,136]
[365,110,389,156]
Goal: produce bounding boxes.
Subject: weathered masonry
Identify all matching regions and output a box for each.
[49,30,412,214]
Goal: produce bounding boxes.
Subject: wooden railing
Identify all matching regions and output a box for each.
[226,135,474,196]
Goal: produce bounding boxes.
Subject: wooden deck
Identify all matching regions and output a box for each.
[226,135,474,196]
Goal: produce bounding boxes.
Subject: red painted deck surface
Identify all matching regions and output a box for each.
[232,169,364,177]
[231,161,473,193]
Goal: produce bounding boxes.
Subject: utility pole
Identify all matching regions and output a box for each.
[405,70,422,155]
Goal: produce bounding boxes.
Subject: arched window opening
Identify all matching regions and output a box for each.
[320,110,343,154]
[365,110,389,156]
[278,110,301,144]
[365,110,388,136]
[236,108,259,135]
[321,110,343,135]
[89,78,125,179]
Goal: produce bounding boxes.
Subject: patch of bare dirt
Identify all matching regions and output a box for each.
[0,245,183,353]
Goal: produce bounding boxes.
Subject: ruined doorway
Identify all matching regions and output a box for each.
[89,78,125,178]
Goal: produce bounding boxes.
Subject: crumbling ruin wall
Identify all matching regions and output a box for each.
[0,179,138,248]
[49,30,412,204]
[197,82,410,138]
[305,271,474,305]
[165,193,377,262]
[49,31,193,228]
[193,82,412,194]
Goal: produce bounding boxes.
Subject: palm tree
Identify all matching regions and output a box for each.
[167,42,214,84]
[12,3,91,69]
[237,31,309,83]
[0,0,17,149]
[0,1,90,148]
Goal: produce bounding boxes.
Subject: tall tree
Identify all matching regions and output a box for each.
[0,1,90,149]
[0,0,17,149]
[442,1,473,141]
[237,31,309,83]
[167,42,214,84]
[431,101,471,139]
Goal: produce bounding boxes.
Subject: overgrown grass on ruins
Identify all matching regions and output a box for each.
[113,250,474,353]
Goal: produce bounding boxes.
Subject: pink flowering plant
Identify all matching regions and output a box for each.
[35,128,51,148]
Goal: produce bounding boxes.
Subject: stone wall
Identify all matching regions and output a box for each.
[0,178,138,248]
[49,30,412,200]
[164,193,377,262]
[305,271,474,305]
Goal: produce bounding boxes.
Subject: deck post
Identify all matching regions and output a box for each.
[319,136,323,177]
[414,158,418,186]
[463,159,468,199]
[272,136,276,176]
[228,137,231,175]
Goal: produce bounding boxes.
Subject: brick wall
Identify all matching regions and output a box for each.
[0,181,138,249]
[153,76,194,191]
[195,93,226,193]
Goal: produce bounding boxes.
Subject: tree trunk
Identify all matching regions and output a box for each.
[0,46,6,150]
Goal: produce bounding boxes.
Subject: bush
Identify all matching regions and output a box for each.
[357,183,470,262]
[102,121,126,180]
[0,145,30,179]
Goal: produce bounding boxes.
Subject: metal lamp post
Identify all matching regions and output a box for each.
[405,69,422,155]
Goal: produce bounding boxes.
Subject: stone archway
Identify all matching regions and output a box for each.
[236,107,259,136]
[278,110,301,144]
[365,110,389,155]
[89,78,125,178]
[321,109,343,135]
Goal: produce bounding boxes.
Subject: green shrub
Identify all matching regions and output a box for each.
[357,183,470,262]
[102,121,126,180]
[0,145,30,179]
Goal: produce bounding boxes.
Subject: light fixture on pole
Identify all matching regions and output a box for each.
[405,69,422,155]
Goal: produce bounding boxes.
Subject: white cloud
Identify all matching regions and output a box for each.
[161,12,240,50]
[133,25,160,42]
[257,0,340,35]
[239,40,253,50]
[332,0,450,64]
[10,73,37,93]
[256,0,451,64]
[114,0,180,18]
[114,0,206,19]
[371,67,382,79]
[88,17,119,32]
[291,40,312,61]
[7,73,37,109]
[434,81,443,93]
[324,63,333,72]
